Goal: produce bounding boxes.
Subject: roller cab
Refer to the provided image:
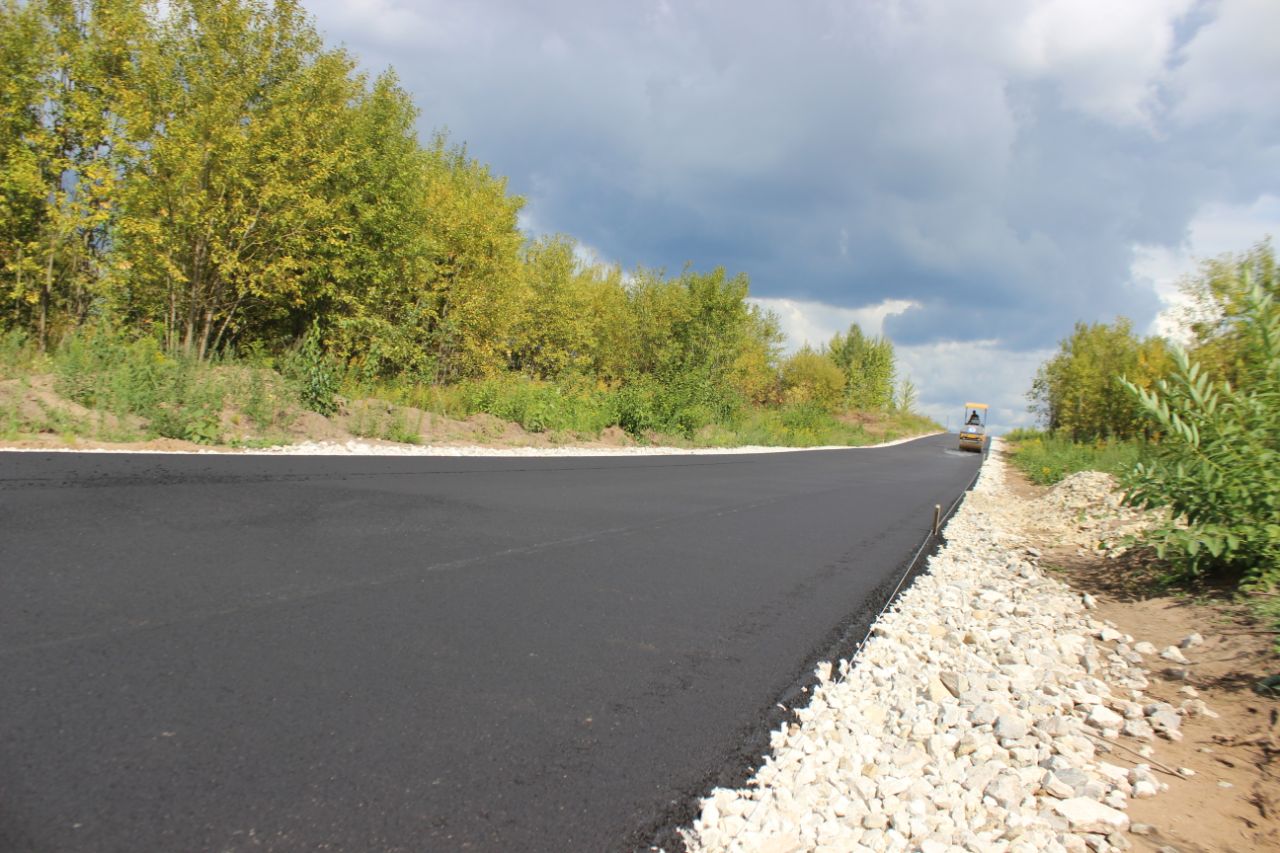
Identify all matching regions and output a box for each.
[958,403,988,452]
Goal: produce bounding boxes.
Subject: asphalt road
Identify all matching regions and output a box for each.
[0,434,980,852]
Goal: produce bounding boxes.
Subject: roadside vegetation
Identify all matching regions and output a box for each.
[1008,241,1279,643]
[0,0,937,450]
[1003,430,1143,487]
[0,326,937,449]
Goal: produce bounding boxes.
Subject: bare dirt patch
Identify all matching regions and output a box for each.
[0,378,648,454]
[1003,450,1280,852]
[834,410,928,443]
[333,401,641,450]
[0,374,146,439]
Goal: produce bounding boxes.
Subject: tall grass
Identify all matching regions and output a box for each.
[54,333,220,442]
[1006,430,1144,485]
[0,329,46,379]
[461,375,620,436]
[0,328,295,445]
[696,407,939,448]
[1,327,944,448]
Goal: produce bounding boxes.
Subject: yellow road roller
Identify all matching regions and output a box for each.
[958,403,988,452]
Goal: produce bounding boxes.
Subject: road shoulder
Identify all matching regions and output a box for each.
[681,442,1279,853]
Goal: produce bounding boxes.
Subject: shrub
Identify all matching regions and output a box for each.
[780,349,845,411]
[1003,426,1045,442]
[0,329,42,378]
[282,330,341,416]
[1122,275,1280,586]
[609,371,742,438]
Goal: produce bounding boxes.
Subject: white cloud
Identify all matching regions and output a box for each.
[307,0,437,47]
[746,297,1043,434]
[748,297,917,353]
[1132,193,1280,338]
[1171,0,1280,123]
[897,341,1052,436]
[1011,0,1194,126]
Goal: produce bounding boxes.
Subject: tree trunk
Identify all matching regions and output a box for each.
[15,247,25,334]
[167,275,177,353]
[39,251,54,353]
[197,309,213,361]
[209,296,244,357]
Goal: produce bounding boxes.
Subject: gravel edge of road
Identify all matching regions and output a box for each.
[0,433,944,457]
[677,441,1184,853]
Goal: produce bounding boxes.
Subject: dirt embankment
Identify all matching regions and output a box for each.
[0,373,640,453]
[1003,453,1280,853]
[1,373,935,454]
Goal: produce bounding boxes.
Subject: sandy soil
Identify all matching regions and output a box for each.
[1003,453,1280,853]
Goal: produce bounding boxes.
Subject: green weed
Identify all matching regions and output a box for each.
[281,330,340,416]
[1007,434,1144,485]
[382,408,423,444]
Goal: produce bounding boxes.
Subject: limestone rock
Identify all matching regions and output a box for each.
[1084,705,1124,731]
[1052,798,1130,833]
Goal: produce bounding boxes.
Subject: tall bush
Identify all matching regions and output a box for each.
[780,348,845,410]
[828,323,895,410]
[1122,274,1280,585]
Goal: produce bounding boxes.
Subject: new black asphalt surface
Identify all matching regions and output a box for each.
[0,434,980,852]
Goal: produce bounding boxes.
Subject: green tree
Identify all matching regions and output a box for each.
[0,0,52,334]
[1177,239,1278,389]
[729,304,783,405]
[512,235,603,380]
[629,266,774,403]
[598,264,781,434]
[0,0,141,346]
[319,71,436,380]
[894,377,919,414]
[112,0,363,358]
[580,260,632,383]
[417,134,526,381]
[828,323,895,410]
[1029,318,1170,441]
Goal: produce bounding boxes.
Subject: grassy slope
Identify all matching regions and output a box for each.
[0,332,941,450]
[1004,429,1144,485]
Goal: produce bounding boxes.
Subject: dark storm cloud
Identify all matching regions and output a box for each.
[304,0,1279,363]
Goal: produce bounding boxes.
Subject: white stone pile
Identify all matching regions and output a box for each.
[1013,470,1165,558]
[682,444,1207,853]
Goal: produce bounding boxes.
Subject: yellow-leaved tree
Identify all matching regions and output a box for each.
[112,0,362,358]
[1,0,141,347]
[418,135,526,381]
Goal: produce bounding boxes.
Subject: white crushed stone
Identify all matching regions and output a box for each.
[1019,469,1168,559]
[0,432,940,456]
[682,441,1195,853]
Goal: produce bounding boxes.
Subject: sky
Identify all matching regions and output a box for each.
[303,0,1280,433]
